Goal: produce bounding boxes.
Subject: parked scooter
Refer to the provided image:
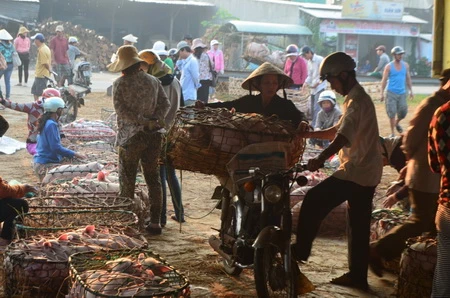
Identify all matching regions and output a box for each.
[209,142,311,297]
[44,59,92,123]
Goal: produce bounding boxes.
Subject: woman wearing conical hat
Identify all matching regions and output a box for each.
[13,26,30,87]
[196,62,307,128]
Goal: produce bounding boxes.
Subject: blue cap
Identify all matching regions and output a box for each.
[31,33,45,42]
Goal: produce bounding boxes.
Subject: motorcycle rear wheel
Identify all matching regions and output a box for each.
[254,245,299,298]
[61,96,78,124]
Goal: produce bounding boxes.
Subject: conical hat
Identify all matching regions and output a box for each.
[241,62,293,91]
[0,29,13,41]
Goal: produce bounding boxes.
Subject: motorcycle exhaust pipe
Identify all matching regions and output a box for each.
[209,235,233,263]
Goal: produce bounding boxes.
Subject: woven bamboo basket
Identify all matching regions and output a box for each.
[4,233,147,298]
[166,107,305,177]
[28,195,133,212]
[397,236,437,298]
[14,210,139,239]
[68,249,190,297]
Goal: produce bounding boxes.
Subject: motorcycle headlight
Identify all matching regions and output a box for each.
[263,184,282,203]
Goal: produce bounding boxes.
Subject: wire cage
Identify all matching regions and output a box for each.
[68,249,190,297]
[27,195,133,212]
[4,233,147,298]
[14,210,139,239]
[165,107,305,177]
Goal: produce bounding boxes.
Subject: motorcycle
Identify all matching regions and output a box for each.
[209,142,311,297]
[44,58,92,124]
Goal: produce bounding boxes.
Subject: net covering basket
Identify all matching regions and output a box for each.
[68,249,190,297]
[28,195,133,211]
[166,107,305,176]
[15,210,138,239]
[4,233,147,298]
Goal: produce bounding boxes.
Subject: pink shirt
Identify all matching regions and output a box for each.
[284,56,307,85]
[13,36,30,54]
[207,49,224,72]
[50,35,69,64]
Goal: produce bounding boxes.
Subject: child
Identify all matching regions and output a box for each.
[312,90,342,148]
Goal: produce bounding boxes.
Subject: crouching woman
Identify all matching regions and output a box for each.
[32,97,86,181]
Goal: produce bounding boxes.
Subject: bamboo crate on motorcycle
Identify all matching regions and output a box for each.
[166,107,305,176]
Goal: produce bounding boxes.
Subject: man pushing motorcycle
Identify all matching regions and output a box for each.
[293,52,383,292]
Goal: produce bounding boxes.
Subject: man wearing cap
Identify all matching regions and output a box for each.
[369,45,390,79]
[30,33,51,101]
[293,52,382,291]
[14,26,31,87]
[183,35,193,46]
[67,36,88,84]
[369,68,450,278]
[284,44,307,90]
[301,46,327,127]
[381,46,414,137]
[50,25,70,87]
[175,40,199,105]
[107,45,170,235]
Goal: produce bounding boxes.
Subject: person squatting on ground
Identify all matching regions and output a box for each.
[32,97,86,181]
[283,44,307,90]
[369,68,450,278]
[192,38,214,104]
[0,87,61,155]
[175,41,200,106]
[380,46,414,137]
[310,90,342,149]
[108,45,170,235]
[428,74,450,297]
[14,26,31,87]
[0,29,16,99]
[293,52,383,292]
[138,48,185,225]
[301,46,327,128]
[30,33,51,101]
[50,25,71,87]
[0,115,34,246]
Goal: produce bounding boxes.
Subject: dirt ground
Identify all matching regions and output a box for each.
[0,91,414,297]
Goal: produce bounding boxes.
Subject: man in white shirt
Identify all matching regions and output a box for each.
[301,46,327,127]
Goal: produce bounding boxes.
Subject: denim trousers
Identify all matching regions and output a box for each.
[0,63,14,98]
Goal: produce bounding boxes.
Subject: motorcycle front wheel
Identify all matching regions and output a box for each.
[254,245,299,298]
[61,95,78,124]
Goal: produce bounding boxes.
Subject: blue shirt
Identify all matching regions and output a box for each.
[387,61,407,95]
[33,119,75,164]
[179,54,200,101]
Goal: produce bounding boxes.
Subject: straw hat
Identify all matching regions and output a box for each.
[241,62,293,91]
[191,38,207,50]
[107,45,146,72]
[0,29,13,41]
[18,26,29,35]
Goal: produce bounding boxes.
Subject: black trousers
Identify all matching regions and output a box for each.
[18,52,30,83]
[197,79,212,104]
[0,197,29,240]
[294,176,375,282]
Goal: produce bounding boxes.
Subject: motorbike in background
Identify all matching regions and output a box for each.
[45,58,92,123]
[209,142,312,297]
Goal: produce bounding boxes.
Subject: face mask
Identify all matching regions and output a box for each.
[323,106,333,113]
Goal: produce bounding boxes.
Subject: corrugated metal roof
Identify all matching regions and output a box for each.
[299,5,428,24]
[0,14,24,23]
[220,20,312,36]
[129,0,214,6]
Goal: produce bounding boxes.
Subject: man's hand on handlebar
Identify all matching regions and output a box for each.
[307,155,326,172]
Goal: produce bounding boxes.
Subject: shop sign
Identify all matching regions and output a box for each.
[320,19,420,37]
[342,0,404,22]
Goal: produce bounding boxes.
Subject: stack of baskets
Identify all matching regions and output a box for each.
[166,107,305,177]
